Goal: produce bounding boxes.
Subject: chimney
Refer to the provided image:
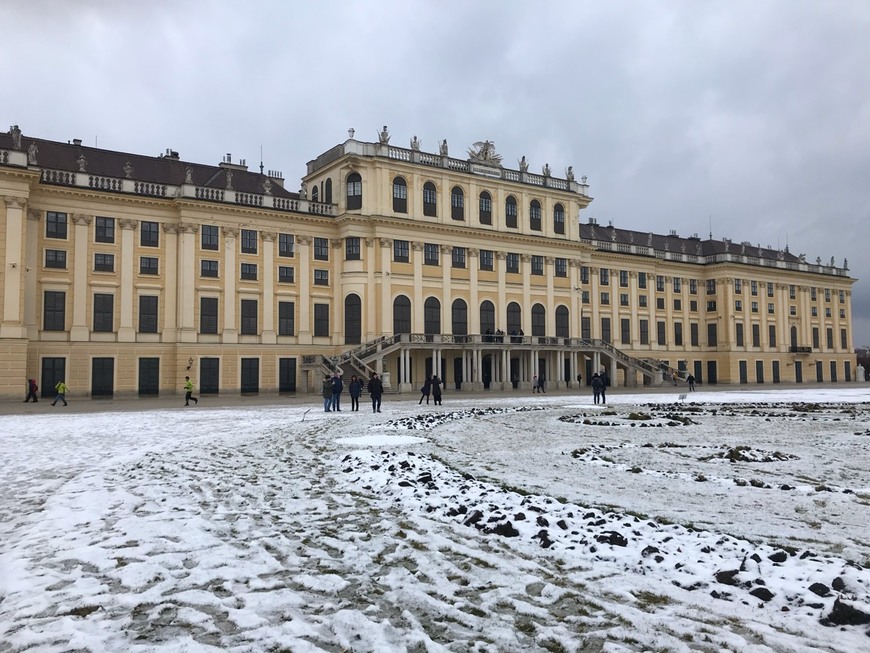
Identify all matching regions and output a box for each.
[72,138,82,146]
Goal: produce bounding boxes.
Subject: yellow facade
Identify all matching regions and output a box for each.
[0,128,857,400]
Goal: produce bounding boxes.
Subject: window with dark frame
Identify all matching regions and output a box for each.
[201,260,219,278]
[424,243,439,266]
[241,229,258,254]
[479,249,494,271]
[45,249,67,269]
[201,225,219,251]
[346,173,362,210]
[200,297,218,334]
[278,266,294,283]
[240,299,258,335]
[95,217,115,243]
[43,290,66,331]
[580,266,590,284]
[392,177,408,213]
[94,253,114,272]
[140,221,159,247]
[278,233,294,257]
[314,269,329,285]
[638,272,647,289]
[345,237,361,260]
[423,182,437,217]
[138,295,158,333]
[531,255,544,275]
[278,301,295,336]
[240,263,258,280]
[451,186,464,220]
[452,247,466,268]
[313,237,329,261]
[93,293,114,332]
[619,270,629,287]
[479,191,492,225]
[393,239,409,263]
[140,256,158,275]
[506,253,519,274]
[46,211,68,239]
[555,258,567,277]
[553,203,565,234]
[529,200,542,231]
[505,196,518,228]
[657,321,666,345]
[314,303,330,337]
[639,319,649,345]
[736,322,745,346]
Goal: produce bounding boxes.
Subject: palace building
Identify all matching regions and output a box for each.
[0,125,857,400]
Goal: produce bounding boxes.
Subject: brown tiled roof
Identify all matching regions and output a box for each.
[0,131,296,199]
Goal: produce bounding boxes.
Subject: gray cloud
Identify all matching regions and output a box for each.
[5,0,870,343]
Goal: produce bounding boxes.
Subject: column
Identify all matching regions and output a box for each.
[468,248,480,334]
[411,241,424,332]
[158,220,178,341]
[117,219,137,341]
[24,209,40,338]
[496,251,507,331]
[1,197,26,338]
[175,224,196,342]
[262,231,276,343]
[442,246,452,335]
[70,214,92,341]
[331,238,343,342]
[296,236,311,343]
[379,238,392,337]
[521,254,531,332]
[222,227,239,343]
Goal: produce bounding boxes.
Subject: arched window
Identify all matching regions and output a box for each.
[451,186,464,221]
[555,305,569,338]
[532,303,546,337]
[392,176,408,213]
[790,325,798,349]
[311,186,319,203]
[393,296,411,334]
[553,203,565,235]
[324,178,333,204]
[424,297,441,335]
[505,196,518,228]
[451,299,468,335]
[507,302,522,336]
[344,294,361,344]
[480,300,495,336]
[346,173,362,210]
[479,191,492,225]
[529,200,542,231]
[423,181,437,217]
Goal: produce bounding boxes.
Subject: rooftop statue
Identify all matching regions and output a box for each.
[377,125,390,144]
[518,155,528,172]
[467,140,502,166]
[410,135,420,151]
[439,139,449,156]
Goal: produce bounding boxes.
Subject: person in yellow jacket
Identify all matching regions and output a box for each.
[184,376,199,406]
[51,380,68,406]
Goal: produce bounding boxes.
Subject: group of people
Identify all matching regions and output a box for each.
[532,375,546,393]
[590,372,608,404]
[418,375,443,405]
[322,371,384,413]
[23,378,68,406]
[671,370,697,391]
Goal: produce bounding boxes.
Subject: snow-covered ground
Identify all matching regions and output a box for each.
[2,387,869,652]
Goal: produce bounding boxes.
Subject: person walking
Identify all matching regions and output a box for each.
[321,375,333,411]
[24,378,39,402]
[576,373,582,387]
[419,375,432,404]
[532,375,539,393]
[431,375,442,405]
[672,371,678,386]
[687,374,696,391]
[348,375,362,411]
[331,372,343,411]
[537,375,546,393]
[183,376,198,406]
[591,373,603,405]
[368,372,384,412]
[51,380,69,406]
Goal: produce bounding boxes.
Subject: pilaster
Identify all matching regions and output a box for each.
[70,213,92,341]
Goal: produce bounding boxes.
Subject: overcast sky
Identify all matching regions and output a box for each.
[5,1,870,345]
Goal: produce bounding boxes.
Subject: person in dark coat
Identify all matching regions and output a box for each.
[591,373,604,405]
[537,375,546,393]
[368,373,384,412]
[321,375,333,412]
[687,374,696,391]
[419,375,432,404]
[576,373,582,387]
[431,375,442,405]
[348,375,362,411]
[331,372,343,411]
[24,378,39,402]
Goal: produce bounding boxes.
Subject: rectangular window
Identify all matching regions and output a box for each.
[656,297,665,310]
[767,282,774,297]
[240,299,258,335]
[531,255,544,275]
[600,268,610,285]
[241,229,258,254]
[620,293,629,306]
[393,239,410,263]
[841,328,848,349]
[506,253,520,274]
[581,266,590,284]
[707,322,718,347]
[673,277,682,293]
[638,272,647,289]
[601,317,611,343]
[706,279,716,294]
[141,221,159,247]
[768,303,775,315]
[479,249,494,271]
[43,290,66,331]
[689,279,698,294]
[278,266,294,283]
[201,260,219,278]
[673,299,682,311]
[581,315,591,339]
[690,322,699,346]
[138,295,158,333]
[45,249,67,269]
[313,237,329,261]
[769,324,777,347]
[505,199,518,228]
[140,256,159,275]
[94,253,114,272]
[240,263,258,280]
[811,287,817,301]
[424,243,439,266]
[656,321,666,345]
[690,300,698,311]
[751,301,759,313]
[619,270,629,287]
[656,275,665,292]
[93,293,114,332]
[752,323,760,347]
[736,322,744,346]
[707,300,717,311]
[452,247,466,269]
[825,307,832,318]
[582,290,590,305]
[750,280,758,296]
[789,284,796,300]
[812,327,820,348]
[621,318,631,343]
[600,291,610,305]
[826,327,834,349]
[314,269,329,285]
[839,290,845,303]
[278,301,295,336]
[46,211,68,239]
[734,279,743,293]
[314,303,330,337]
[202,225,219,250]
[812,306,818,317]
[639,319,649,345]
[840,308,846,319]
[278,233,294,257]
[824,288,831,302]
[674,321,683,346]
[95,216,115,243]
[200,297,218,334]
[790,305,797,316]
[555,258,567,277]
[639,295,648,308]
[735,300,743,311]
[345,236,361,260]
